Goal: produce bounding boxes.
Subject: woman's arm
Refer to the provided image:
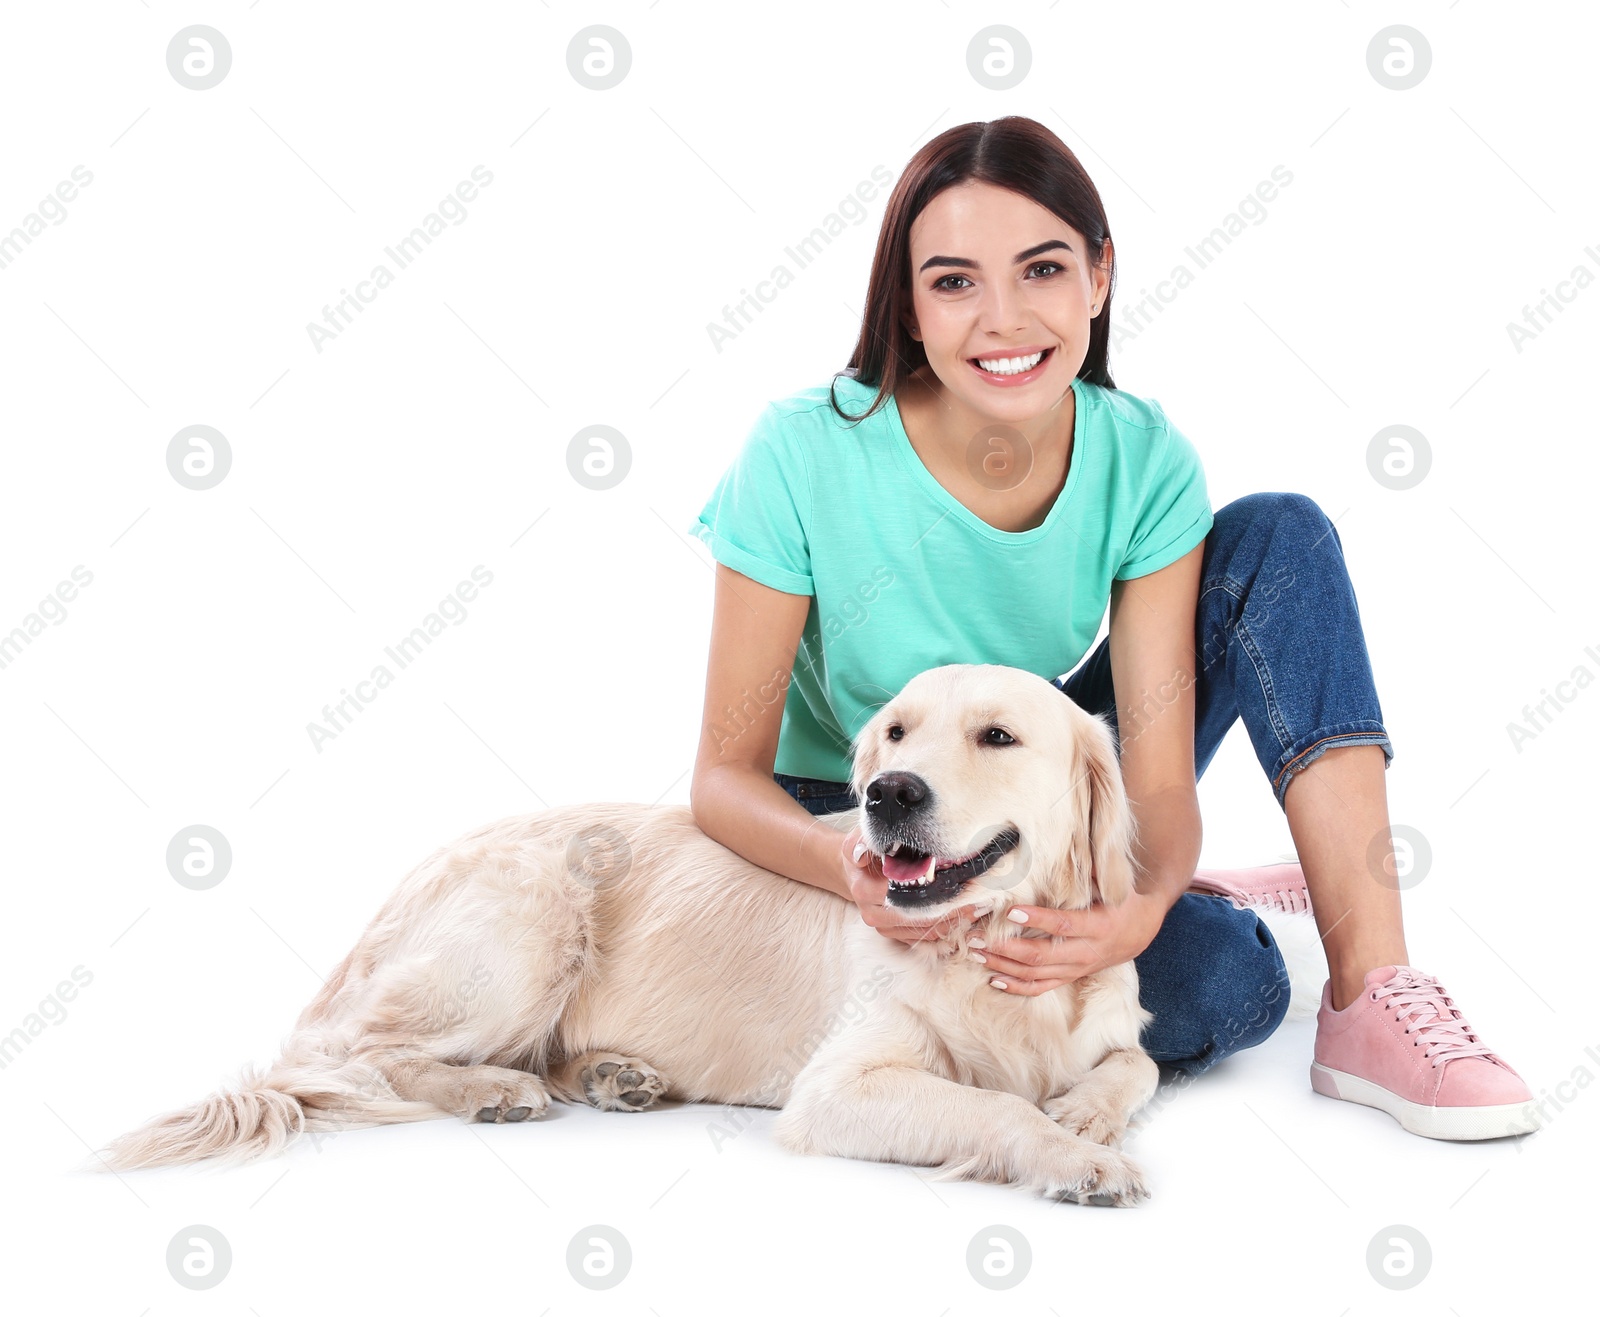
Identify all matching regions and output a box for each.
[688,563,851,897]
[1107,538,1207,916]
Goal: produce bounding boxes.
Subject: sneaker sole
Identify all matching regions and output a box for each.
[1310,1062,1541,1140]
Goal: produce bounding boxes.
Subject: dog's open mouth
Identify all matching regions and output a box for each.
[880,828,1021,907]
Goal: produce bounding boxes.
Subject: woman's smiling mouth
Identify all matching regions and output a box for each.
[969,345,1054,385]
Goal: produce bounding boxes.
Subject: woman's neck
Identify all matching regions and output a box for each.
[898,364,1076,462]
[894,365,1078,534]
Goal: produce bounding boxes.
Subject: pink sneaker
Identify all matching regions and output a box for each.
[1188,860,1311,915]
[1310,965,1540,1140]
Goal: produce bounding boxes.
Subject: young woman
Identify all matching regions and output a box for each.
[687,116,1536,1141]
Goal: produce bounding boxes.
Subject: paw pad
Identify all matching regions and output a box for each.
[582,1055,666,1112]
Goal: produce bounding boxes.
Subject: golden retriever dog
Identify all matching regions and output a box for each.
[98,663,1310,1206]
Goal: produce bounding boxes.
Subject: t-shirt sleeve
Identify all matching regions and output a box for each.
[1114,403,1214,581]
[688,403,815,596]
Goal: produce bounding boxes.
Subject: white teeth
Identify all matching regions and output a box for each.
[975,351,1045,376]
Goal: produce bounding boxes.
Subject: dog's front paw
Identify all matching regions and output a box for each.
[1042,1092,1128,1146]
[580,1053,667,1112]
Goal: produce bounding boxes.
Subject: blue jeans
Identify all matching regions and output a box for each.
[774,492,1394,1077]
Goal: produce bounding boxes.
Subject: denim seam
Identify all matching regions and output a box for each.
[1271,726,1393,806]
[1232,617,1295,759]
[1196,576,1249,680]
[1200,572,1249,598]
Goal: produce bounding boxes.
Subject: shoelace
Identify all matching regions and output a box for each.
[1192,873,1310,914]
[1263,854,1309,913]
[1217,884,1309,914]
[1196,857,1305,908]
[1372,969,1498,1067]
[1265,886,1309,914]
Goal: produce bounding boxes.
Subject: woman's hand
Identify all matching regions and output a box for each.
[968,891,1167,997]
[840,827,985,947]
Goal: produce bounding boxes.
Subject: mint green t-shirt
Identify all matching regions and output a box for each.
[689,372,1213,782]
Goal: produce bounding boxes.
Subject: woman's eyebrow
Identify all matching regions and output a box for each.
[918,239,1074,274]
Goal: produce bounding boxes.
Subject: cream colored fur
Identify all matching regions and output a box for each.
[96,663,1276,1205]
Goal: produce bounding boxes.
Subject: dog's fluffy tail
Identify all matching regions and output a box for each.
[91,1043,440,1172]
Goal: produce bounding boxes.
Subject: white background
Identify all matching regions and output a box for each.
[1,1,1594,1312]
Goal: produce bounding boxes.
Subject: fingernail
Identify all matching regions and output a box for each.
[1007,909,1029,923]
[989,978,1008,990]
[852,843,867,863]
[968,951,986,964]
[969,938,986,949]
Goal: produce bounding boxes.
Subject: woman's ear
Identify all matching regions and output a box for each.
[1075,716,1141,907]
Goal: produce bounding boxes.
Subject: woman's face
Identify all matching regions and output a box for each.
[901,181,1110,421]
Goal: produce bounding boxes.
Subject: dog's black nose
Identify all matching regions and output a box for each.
[865,771,929,825]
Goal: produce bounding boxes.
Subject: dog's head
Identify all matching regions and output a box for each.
[849,664,1140,920]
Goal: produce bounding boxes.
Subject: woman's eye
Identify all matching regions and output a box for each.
[984,728,1016,746]
[931,263,1061,293]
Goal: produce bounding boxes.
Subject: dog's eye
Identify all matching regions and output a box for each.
[983,727,1016,746]
[888,725,904,741]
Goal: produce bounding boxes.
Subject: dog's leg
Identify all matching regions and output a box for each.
[546,1052,668,1112]
[371,1053,553,1124]
[1042,1048,1160,1146]
[775,1059,1149,1206]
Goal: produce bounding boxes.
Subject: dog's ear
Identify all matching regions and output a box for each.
[1071,716,1141,907]
[848,703,890,801]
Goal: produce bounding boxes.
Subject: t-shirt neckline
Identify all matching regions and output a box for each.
[884,374,1088,545]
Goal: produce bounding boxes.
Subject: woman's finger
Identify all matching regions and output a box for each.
[969,945,1080,982]
[967,946,1029,977]
[986,976,1068,997]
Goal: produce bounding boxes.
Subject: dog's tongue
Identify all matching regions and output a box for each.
[882,851,936,884]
